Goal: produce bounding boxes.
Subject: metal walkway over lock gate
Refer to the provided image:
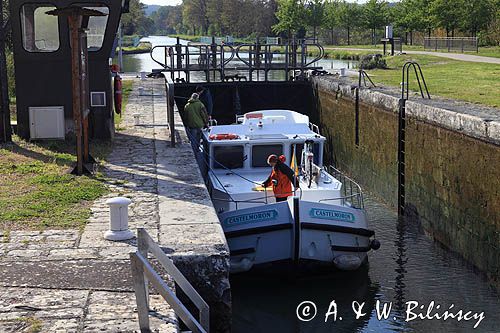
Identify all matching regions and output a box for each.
[151,37,325,83]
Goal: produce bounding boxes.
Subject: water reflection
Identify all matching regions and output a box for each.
[231,196,499,332]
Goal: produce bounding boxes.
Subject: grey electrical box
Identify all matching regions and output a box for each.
[29,106,65,139]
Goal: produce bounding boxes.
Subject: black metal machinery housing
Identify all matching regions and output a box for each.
[10,0,128,140]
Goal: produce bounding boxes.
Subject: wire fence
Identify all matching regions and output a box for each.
[424,37,478,53]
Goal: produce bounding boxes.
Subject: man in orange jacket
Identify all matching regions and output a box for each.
[262,154,298,202]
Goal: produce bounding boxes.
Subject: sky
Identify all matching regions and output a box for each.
[140,0,380,6]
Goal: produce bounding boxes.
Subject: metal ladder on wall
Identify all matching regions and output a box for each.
[398,62,430,215]
[130,228,210,333]
[354,68,376,146]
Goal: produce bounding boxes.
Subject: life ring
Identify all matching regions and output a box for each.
[209,133,240,140]
[114,74,122,115]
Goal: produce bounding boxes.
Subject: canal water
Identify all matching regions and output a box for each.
[119,36,498,332]
[231,196,499,332]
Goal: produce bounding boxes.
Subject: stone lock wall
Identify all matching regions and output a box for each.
[312,76,499,287]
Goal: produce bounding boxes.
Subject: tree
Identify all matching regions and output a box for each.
[273,0,307,39]
[430,0,464,37]
[166,6,184,34]
[182,0,209,35]
[323,0,339,44]
[338,1,362,45]
[0,0,12,142]
[306,0,325,41]
[460,0,495,37]
[362,0,390,45]
[121,0,153,35]
[206,0,224,35]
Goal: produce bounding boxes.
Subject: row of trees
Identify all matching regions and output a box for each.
[122,0,499,46]
[272,0,499,45]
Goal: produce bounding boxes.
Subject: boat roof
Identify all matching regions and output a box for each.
[206,110,323,142]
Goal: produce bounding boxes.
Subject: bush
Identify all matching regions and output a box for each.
[359,54,387,70]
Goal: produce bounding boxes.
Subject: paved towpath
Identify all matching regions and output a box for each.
[325,47,500,64]
[0,78,179,333]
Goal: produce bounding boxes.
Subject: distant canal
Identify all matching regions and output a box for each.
[114,36,357,78]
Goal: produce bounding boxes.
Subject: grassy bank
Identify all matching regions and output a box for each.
[0,138,110,232]
[324,44,500,59]
[0,80,136,233]
[365,54,500,108]
[114,79,134,130]
[118,42,152,54]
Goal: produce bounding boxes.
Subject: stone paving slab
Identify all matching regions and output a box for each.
[0,260,133,291]
[0,287,178,333]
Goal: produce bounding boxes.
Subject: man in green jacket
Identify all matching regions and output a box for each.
[183,93,209,155]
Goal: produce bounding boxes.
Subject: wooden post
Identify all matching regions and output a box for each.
[68,15,84,175]
[0,0,12,143]
[47,6,105,174]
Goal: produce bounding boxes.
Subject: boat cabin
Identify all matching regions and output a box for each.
[203,110,324,171]
[202,110,345,211]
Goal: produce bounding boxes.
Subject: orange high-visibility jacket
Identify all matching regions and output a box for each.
[263,162,297,198]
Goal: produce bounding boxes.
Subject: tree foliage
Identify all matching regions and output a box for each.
[132,0,499,46]
[121,0,153,35]
[273,0,307,37]
[362,0,390,44]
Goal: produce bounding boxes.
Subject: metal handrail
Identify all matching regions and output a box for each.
[165,77,175,147]
[401,61,430,100]
[131,228,210,333]
[318,193,362,206]
[326,165,364,209]
[358,69,376,88]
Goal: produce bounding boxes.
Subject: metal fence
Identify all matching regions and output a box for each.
[424,37,478,53]
[130,228,210,333]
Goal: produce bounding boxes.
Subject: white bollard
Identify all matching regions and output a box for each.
[104,197,134,241]
[340,68,347,77]
[140,71,147,81]
[133,113,141,126]
[138,86,144,95]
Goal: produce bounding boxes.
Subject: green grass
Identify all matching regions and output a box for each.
[114,79,134,130]
[477,46,500,58]
[0,137,111,231]
[15,317,43,333]
[364,54,500,108]
[324,44,500,59]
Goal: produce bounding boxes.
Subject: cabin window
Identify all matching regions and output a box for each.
[213,146,244,169]
[21,5,60,52]
[290,143,321,165]
[76,4,109,51]
[252,144,283,167]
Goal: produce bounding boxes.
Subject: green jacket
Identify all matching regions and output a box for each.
[184,98,208,129]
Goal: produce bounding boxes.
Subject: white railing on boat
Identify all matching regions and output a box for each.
[324,165,364,209]
[309,122,320,134]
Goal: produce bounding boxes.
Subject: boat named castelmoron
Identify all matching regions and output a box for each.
[196,110,380,274]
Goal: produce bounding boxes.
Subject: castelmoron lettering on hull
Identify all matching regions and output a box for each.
[309,208,356,223]
[224,210,279,226]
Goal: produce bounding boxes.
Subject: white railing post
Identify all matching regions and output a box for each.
[130,253,151,332]
[131,228,210,333]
